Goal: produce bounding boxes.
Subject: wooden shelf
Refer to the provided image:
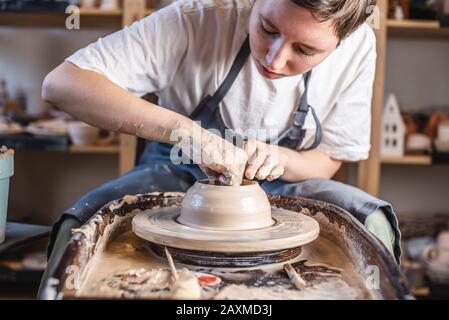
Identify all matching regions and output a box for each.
[388,19,440,29]
[68,144,119,154]
[0,10,122,28]
[79,8,122,16]
[387,19,449,39]
[381,155,432,165]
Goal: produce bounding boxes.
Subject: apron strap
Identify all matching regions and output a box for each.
[283,70,322,151]
[294,71,312,127]
[190,36,250,119]
[212,36,251,104]
[290,104,321,151]
[303,105,322,151]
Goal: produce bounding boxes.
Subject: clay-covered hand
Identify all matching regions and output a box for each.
[244,139,288,181]
[171,122,247,186]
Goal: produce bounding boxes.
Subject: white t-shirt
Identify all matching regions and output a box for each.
[67,0,377,161]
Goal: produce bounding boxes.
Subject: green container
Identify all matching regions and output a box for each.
[0,147,14,244]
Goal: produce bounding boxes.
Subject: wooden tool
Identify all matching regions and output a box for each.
[165,247,202,300]
[284,263,307,290]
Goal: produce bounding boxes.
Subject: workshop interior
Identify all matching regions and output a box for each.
[1,0,449,300]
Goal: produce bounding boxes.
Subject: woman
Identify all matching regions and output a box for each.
[42,0,401,271]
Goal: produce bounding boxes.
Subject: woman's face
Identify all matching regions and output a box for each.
[249,0,340,80]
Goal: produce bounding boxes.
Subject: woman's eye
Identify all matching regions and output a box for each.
[260,23,278,35]
[295,47,314,57]
[301,50,314,57]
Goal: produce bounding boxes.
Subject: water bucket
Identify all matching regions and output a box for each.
[0,147,14,244]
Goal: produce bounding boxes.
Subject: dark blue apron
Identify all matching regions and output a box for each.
[49,36,402,264]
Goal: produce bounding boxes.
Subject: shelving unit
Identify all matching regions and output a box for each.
[359,0,449,196]
[68,144,119,154]
[381,155,432,165]
[374,3,449,299]
[78,8,122,16]
[0,8,123,29]
[357,0,388,195]
[0,0,153,174]
[387,19,449,39]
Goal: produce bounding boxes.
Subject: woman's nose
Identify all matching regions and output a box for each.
[266,40,288,71]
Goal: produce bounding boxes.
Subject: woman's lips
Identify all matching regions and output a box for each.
[256,60,285,79]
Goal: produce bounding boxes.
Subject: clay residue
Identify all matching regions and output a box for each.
[47,193,408,300]
[78,230,373,300]
[87,268,172,299]
[108,195,139,211]
[214,280,359,300]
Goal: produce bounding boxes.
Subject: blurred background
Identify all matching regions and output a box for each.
[0,0,449,299]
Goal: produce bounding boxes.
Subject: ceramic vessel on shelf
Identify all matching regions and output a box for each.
[435,120,449,152]
[406,133,431,153]
[68,121,114,146]
[422,231,449,284]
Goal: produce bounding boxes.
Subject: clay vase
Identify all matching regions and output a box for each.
[178,180,273,231]
[422,232,449,283]
[423,231,449,267]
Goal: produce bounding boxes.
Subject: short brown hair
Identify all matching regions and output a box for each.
[290,0,377,39]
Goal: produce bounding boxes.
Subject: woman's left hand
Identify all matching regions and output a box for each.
[243,139,288,181]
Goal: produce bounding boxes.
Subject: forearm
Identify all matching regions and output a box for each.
[42,62,191,144]
[279,147,342,182]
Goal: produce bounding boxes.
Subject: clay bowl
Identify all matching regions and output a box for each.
[177,180,274,231]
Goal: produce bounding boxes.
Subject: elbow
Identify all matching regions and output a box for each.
[42,62,73,106]
[42,69,62,105]
[327,159,343,180]
[42,70,59,105]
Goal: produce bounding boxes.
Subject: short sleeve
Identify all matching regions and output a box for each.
[317,29,377,162]
[66,2,188,97]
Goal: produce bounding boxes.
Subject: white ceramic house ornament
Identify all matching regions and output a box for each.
[380,94,406,157]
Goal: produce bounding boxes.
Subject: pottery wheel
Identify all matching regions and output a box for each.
[133,206,319,266]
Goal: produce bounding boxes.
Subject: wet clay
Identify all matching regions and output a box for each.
[133,206,319,253]
[77,229,373,299]
[132,180,319,254]
[179,180,273,230]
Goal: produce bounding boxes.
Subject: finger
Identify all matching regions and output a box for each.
[220,169,243,186]
[244,140,258,165]
[255,155,277,180]
[223,164,246,186]
[202,168,236,186]
[199,165,220,183]
[219,174,239,186]
[267,164,285,181]
[245,148,268,180]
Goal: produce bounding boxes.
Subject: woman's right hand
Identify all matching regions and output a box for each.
[42,63,247,185]
[171,122,247,186]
